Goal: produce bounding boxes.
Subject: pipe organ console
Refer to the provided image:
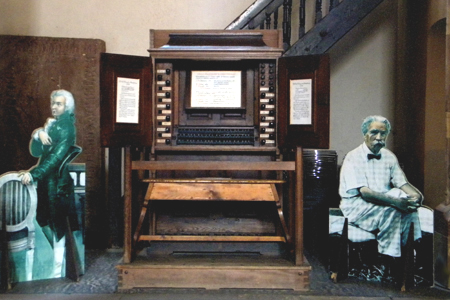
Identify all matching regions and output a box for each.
[101,30,329,151]
[100,30,329,291]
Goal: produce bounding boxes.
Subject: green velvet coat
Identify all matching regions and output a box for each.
[29,112,79,241]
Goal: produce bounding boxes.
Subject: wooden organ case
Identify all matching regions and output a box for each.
[100,30,329,291]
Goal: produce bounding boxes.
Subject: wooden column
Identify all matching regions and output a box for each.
[446,0,450,210]
[435,0,450,288]
[123,146,132,263]
[443,0,450,287]
[295,146,304,265]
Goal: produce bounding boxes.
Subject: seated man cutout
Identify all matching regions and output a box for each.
[339,115,422,282]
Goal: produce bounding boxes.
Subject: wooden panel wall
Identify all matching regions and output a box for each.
[0,36,107,248]
[446,0,450,206]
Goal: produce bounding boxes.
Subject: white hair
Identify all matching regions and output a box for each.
[361,115,391,136]
[50,89,75,114]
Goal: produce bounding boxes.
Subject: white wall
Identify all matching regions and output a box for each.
[0,0,255,56]
[328,0,397,162]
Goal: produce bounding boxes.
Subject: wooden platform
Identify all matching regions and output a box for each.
[117,253,311,291]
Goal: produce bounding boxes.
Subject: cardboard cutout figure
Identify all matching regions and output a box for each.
[338,115,427,285]
[0,90,84,283]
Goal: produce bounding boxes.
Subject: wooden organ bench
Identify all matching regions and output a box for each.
[117,146,311,291]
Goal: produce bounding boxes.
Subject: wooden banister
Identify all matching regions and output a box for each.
[227,0,385,57]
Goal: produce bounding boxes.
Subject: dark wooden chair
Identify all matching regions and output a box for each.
[328,206,434,291]
[0,172,38,287]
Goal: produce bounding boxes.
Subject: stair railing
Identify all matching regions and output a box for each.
[226,0,341,51]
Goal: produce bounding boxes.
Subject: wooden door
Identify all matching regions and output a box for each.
[100,53,153,147]
[277,55,330,149]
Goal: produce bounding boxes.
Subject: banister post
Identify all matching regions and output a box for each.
[315,0,323,23]
[329,0,339,11]
[299,0,306,38]
[282,0,292,50]
[265,12,272,29]
[273,9,279,29]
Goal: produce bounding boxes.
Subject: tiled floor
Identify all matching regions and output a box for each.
[1,249,450,299]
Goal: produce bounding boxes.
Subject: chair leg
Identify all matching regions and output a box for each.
[1,203,10,290]
[65,217,81,282]
[414,233,433,286]
[25,249,34,281]
[330,218,348,283]
[400,222,415,291]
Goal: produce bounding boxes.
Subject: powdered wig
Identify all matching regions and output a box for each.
[361,115,391,136]
[50,89,75,114]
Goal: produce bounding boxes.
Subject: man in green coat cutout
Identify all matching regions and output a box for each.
[20,89,81,278]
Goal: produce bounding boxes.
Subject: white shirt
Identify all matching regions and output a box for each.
[339,143,408,223]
